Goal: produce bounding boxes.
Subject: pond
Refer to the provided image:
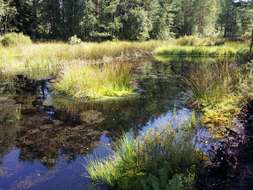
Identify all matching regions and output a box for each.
[0,59,213,190]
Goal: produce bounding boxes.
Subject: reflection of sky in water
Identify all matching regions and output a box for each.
[0,106,215,190]
[0,134,111,190]
[140,108,191,134]
[0,108,194,190]
[194,127,214,155]
[0,60,219,190]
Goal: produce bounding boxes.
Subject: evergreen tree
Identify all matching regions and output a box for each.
[62,0,85,38]
[218,0,238,37]
[0,0,252,40]
[0,0,16,34]
[79,0,97,40]
[118,0,152,40]
[193,0,220,36]
[41,0,63,39]
[150,0,174,39]
[172,0,196,36]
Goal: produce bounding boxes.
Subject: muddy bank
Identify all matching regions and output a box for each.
[198,100,253,190]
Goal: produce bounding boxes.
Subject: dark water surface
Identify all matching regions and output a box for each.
[0,59,208,190]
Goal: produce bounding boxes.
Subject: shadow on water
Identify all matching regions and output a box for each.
[0,59,194,190]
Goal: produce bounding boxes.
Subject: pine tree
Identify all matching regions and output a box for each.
[39,0,63,39]
[218,0,238,37]
[172,0,196,36]
[193,0,220,36]
[150,0,175,39]
[0,0,16,34]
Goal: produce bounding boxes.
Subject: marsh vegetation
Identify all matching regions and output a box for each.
[1,0,253,190]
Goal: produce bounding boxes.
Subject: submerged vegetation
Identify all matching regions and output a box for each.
[87,117,199,190]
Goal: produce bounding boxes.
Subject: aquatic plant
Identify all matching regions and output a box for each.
[182,61,244,135]
[0,40,167,81]
[238,61,253,100]
[87,120,199,190]
[155,45,239,58]
[175,36,224,46]
[55,63,135,99]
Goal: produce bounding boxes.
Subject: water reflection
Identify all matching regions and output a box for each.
[0,59,191,190]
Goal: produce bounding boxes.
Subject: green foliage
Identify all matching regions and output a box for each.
[87,121,199,190]
[175,36,224,46]
[55,63,134,99]
[0,40,165,80]
[1,0,253,40]
[123,7,152,41]
[149,0,175,39]
[238,61,253,100]
[0,32,31,46]
[218,0,239,38]
[155,45,239,58]
[0,0,16,34]
[178,60,253,136]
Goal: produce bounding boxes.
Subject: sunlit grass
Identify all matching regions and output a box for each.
[55,63,135,99]
[0,40,168,80]
[181,61,247,135]
[175,35,225,46]
[87,118,199,190]
[155,45,243,58]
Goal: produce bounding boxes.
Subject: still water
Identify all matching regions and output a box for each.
[0,59,208,190]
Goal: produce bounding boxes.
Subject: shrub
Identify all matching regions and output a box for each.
[176,36,201,46]
[0,33,32,47]
[68,35,82,45]
[87,120,199,190]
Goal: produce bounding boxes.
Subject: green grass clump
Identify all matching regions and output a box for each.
[0,33,32,47]
[0,40,167,81]
[237,61,253,100]
[55,63,135,99]
[87,121,199,190]
[175,36,224,46]
[155,46,239,58]
[182,61,245,136]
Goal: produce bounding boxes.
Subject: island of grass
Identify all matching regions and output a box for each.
[87,117,199,190]
[55,63,137,100]
[154,40,249,62]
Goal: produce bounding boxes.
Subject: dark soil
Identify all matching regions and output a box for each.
[198,100,253,190]
[223,101,253,190]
